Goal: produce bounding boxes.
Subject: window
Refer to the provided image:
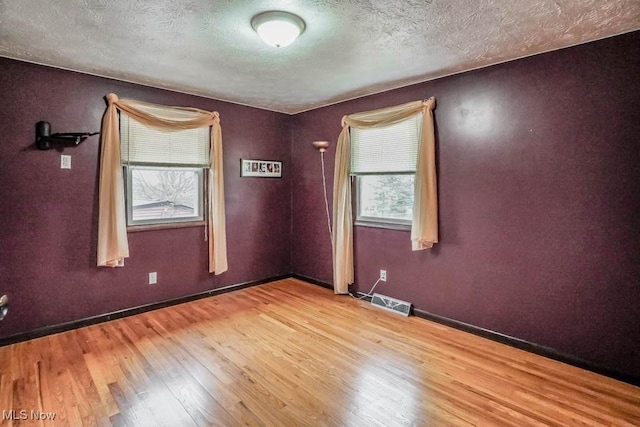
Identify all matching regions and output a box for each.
[125,166,203,225]
[351,114,421,227]
[120,114,209,227]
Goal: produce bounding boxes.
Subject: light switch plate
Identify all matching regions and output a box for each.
[60,155,71,169]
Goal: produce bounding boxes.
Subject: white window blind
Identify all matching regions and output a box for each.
[120,114,210,167]
[350,114,421,174]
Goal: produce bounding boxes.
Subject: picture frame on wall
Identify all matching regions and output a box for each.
[241,159,282,178]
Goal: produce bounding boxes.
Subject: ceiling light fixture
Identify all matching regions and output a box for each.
[251,11,306,48]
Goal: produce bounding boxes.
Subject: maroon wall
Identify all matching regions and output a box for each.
[291,31,640,377]
[0,58,291,338]
[1,31,638,379]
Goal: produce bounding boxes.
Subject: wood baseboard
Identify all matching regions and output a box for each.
[290,273,333,290]
[0,274,290,347]
[299,280,638,387]
[2,273,637,387]
[411,307,639,387]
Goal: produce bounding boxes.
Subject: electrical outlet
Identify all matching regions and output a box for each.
[380,270,387,282]
[60,155,71,169]
[148,272,157,285]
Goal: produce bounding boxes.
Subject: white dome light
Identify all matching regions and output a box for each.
[251,11,306,48]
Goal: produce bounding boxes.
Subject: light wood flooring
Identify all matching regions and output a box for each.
[0,278,638,426]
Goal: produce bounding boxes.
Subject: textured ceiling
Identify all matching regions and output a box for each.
[0,0,639,114]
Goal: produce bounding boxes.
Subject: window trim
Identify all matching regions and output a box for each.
[353,220,412,231]
[126,220,205,233]
[124,165,206,230]
[353,173,414,230]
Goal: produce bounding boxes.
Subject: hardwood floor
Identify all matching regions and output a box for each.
[1,278,638,426]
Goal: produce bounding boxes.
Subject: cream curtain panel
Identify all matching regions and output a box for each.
[97,93,228,274]
[332,98,437,294]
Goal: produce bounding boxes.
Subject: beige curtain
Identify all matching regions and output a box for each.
[97,93,228,274]
[332,98,437,294]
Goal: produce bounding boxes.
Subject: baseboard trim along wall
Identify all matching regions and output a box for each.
[2,273,637,387]
[299,277,638,387]
[0,274,290,348]
[290,273,334,290]
[410,307,639,387]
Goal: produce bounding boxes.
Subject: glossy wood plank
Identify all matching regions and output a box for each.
[0,278,638,426]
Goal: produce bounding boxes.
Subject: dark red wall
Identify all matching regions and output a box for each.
[0,58,291,338]
[291,31,640,377]
[2,31,639,379]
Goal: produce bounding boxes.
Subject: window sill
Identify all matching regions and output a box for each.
[127,220,205,233]
[354,220,411,231]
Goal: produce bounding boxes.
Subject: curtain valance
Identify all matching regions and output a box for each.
[97,93,228,274]
[332,98,437,294]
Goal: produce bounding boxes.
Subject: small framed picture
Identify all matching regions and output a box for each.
[241,159,282,178]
